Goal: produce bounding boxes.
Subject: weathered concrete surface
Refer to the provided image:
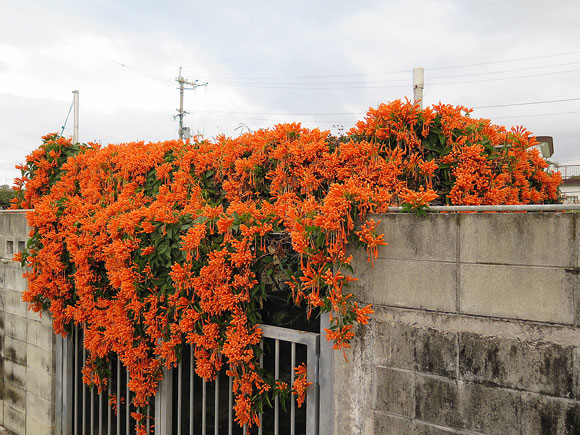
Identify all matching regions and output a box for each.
[459,264,573,324]
[358,258,457,313]
[334,324,376,435]
[0,213,56,435]
[334,213,580,435]
[459,213,575,267]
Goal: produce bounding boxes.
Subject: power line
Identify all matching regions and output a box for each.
[473,97,580,109]
[427,50,580,71]
[201,68,580,90]
[179,96,580,118]
[489,110,580,120]
[0,14,171,84]
[194,50,580,81]
[430,68,580,86]
[205,61,580,87]
[60,98,75,135]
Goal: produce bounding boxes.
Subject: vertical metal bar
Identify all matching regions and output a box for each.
[228,377,233,435]
[126,373,130,435]
[202,379,207,435]
[190,346,194,435]
[90,387,95,435]
[56,336,63,435]
[57,332,75,435]
[99,387,103,435]
[146,405,150,435]
[214,374,219,435]
[274,339,279,435]
[178,362,182,435]
[291,343,296,435]
[74,329,79,435]
[82,339,87,435]
[155,367,173,435]
[107,379,112,435]
[305,336,320,435]
[258,341,263,435]
[116,359,121,435]
[243,424,247,435]
[318,314,334,435]
[64,334,74,435]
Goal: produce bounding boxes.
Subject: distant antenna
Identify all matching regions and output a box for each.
[175,67,208,140]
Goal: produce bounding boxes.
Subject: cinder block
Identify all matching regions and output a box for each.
[375,214,458,262]
[26,344,54,375]
[373,412,457,434]
[461,383,520,435]
[27,308,52,325]
[459,332,575,397]
[4,313,27,341]
[375,367,414,417]
[7,214,28,238]
[3,290,27,317]
[575,348,580,400]
[3,383,25,414]
[3,404,25,435]
[574,272,580,328]
[521,393,580,434]
[366,259,457,312]
[26,414,55,435]
[25,369,53,402]
[415,375,464,429]
[459,264,573,324]
[26,392,53,423]
[4,268,27,293]
[389,323,416,370]
[415,327,457,379]
[2,337,27,365]
[0,236,5,258]
[375,322,457,378]
[4,360,26,389]
[373,321,392,366]
[27,321,54,349]
[460,213,575,267]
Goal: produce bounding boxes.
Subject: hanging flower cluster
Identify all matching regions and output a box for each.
[12,100,561,432]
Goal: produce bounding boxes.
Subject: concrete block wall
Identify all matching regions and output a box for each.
[334,213,580,435]
[0,212,56,435]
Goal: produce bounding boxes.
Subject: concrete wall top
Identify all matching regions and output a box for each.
[353,212,580,325]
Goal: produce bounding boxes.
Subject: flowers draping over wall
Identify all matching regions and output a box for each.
[12,100,561,432]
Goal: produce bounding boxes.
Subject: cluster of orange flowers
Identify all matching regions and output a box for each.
[13,100,560,431]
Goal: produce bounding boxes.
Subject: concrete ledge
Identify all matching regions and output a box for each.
[459,213,575,267]
[373,412,459,435]
[459,264,573,324]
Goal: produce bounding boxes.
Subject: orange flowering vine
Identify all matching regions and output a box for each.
[12,100,560,431]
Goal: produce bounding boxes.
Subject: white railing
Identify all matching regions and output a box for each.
[57,324,322,435]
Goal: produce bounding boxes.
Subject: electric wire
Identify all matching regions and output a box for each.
[60,98,75,136]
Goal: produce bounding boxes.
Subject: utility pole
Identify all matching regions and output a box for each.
[413,67,424,108]
[175,67,207,140]
[72,90,79,144]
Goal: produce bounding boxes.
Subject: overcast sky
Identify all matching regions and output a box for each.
[1,0,579,184]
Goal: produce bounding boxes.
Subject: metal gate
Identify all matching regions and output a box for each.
[56,324,326,435]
